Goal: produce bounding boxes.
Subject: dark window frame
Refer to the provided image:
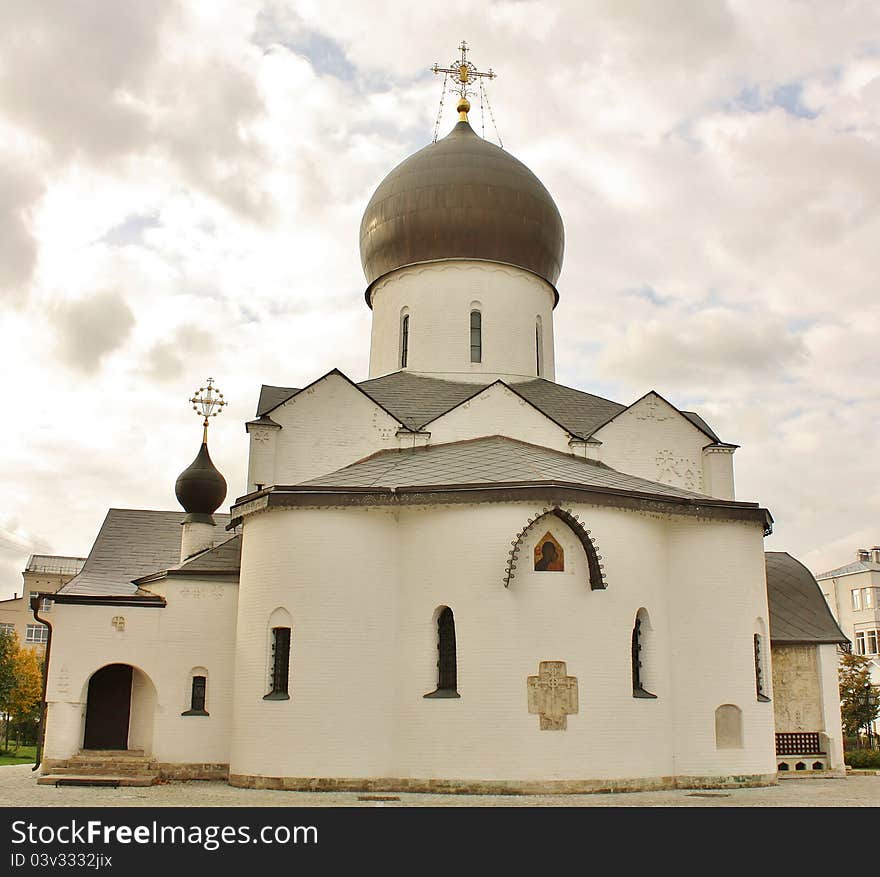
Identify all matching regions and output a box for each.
[424,607,461,699]
[400,313,410,368]
[470,310,482,363]
[754,633,771,702]
[632,616,657,699]
[181,674,209,716]
[264,626,291,700]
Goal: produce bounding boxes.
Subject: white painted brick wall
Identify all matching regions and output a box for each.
[43,576,238,764]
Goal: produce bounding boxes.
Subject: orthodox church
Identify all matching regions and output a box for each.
[35,52,847,792]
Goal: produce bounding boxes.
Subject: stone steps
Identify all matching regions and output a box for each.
[40,749,159,787]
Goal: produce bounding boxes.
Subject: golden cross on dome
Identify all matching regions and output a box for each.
[432,40,496,120]
[190,377,227,443]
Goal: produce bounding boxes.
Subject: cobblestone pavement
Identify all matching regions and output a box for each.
[0,765,878,807]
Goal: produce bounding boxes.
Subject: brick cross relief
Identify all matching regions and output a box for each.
[527,661,578,730]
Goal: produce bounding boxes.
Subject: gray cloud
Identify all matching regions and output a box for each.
[146,325,215,382]
[52,289,135,373]
[0,160,43,304]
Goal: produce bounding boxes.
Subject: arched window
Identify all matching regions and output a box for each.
[181,667,209,716]
[424,606,460,698]
[535,316,544,377]
[470,310,482,363]
[632,612,657,699]
[400,313,410,368]
[265,626,291,700]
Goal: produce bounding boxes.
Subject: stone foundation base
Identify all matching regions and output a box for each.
[227,773,777,795]
[157,763,228,781]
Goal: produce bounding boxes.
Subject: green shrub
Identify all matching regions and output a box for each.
[844,749,880,769]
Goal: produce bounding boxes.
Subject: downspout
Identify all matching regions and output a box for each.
[29,593,52,772]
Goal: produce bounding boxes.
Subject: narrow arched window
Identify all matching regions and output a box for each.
[632,616,657,698]
[265,626,291,700]
[400,313,410,368]
[535,317,544,377]
[424,606,460,698]
[191,676,207,712]
[754,634,770,702]
[470,310,482,363]
[181,670,209,716]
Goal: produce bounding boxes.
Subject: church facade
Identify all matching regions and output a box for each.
[36,90,846,792]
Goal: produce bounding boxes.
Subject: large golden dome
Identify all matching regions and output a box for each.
[359,119,565,306]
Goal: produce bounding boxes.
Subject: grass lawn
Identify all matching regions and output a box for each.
[0,745,36,766]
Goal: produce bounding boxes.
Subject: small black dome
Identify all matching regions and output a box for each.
[175,443,227,519]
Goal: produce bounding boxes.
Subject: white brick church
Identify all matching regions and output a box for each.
[36,84,847,792]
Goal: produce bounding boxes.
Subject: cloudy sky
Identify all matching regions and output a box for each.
[1,0,878,596]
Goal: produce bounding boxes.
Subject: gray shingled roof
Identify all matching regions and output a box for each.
[815,559,880,580]
[58,510,233,596]
[257,372,725,445]
[765,551,849,644]
[257,385,299,416]
[300,435,716,500]
[25,555,86,575]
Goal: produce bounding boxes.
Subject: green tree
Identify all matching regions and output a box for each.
[839,652,880,740]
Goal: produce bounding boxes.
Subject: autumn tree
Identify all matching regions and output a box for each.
[8,646,43,751]
[839,652,880,741]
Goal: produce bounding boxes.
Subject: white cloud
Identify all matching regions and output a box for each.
[0,0,879,593]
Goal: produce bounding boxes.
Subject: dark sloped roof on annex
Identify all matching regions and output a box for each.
[58,509,234,597]
[299,435,732,502]
[765,552,848,645]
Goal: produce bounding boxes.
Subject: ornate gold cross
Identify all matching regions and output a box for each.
[190,377,227,443]
[432,40,496,119]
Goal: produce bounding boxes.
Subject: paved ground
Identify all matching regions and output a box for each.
[0,764,878,806]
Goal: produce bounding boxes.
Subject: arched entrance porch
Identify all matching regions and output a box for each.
[82,663,156,751]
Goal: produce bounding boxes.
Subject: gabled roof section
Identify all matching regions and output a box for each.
[257,385,299,416]
[589,389,724,444]
[133,535,241,585]
[358,371,626,437]
[358,371,482,430]
[815,559,880,580]
[765,552,849,645]
[257,369,405,429]
[58,509,234,597]
[300,435,724,500]
[509,379,626,439]
[257,371,728,445]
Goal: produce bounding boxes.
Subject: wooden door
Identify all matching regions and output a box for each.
[83,664,132,750]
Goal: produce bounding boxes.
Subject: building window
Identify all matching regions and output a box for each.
[864,588,875,609]
[852,589,862,610]
[469,310,482,363]
[29,592,52,612]
[424,606,460,698]
[264,627,291,700]
[631,615,657,698]
[25,623,48,644]
[400,313,410,368]
[754,634,770,702]
[0,623,14,637]
[535,317,544,377]
[182,672,209,716]
[855,630,879,656]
